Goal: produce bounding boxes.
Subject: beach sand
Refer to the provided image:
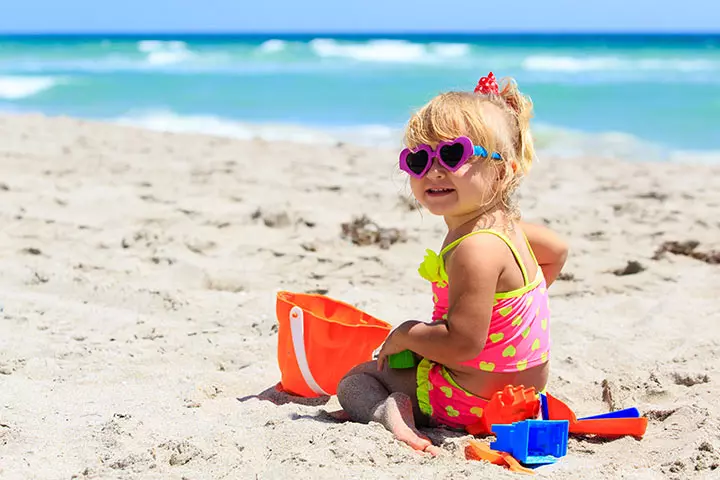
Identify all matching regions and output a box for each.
[1,114,719,479]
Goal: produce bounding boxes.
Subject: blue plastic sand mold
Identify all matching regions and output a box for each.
[490,420,569,465]
[540,393,550,420]
[578,407,640,420]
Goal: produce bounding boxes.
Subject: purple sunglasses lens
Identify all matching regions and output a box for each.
[404,150,430,176]
[438,142,468,169]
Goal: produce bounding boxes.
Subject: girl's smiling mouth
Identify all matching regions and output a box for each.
[426,187,455,196]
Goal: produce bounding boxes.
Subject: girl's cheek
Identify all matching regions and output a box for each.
[409,178,424,195]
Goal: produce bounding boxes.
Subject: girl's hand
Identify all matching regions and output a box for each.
[376,322,416,371]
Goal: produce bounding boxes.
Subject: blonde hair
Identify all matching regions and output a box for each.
[403,76,535,219]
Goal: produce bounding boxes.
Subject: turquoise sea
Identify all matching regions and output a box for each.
[1,33,719,161]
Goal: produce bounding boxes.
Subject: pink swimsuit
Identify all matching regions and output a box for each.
[415,229,551,429]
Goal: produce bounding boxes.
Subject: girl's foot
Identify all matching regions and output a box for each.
[372,392,442,456]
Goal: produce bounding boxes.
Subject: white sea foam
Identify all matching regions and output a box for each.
[428,43,471,58]
[258,39,287,54]
[112,110,402,147]
[114,110,339,144]
[309,39,471,64]
[310,39,426,63]
[0,75,62,100]
[137,40,189,53]
[523,55,719,73]
[137,40,195,66]
[533,123,675,160]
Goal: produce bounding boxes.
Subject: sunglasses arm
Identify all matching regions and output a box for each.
[472,145,502,160]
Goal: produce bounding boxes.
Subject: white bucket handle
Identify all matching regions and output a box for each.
[289,306,329,396]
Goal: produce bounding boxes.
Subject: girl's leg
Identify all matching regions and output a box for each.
[336,361,440,455]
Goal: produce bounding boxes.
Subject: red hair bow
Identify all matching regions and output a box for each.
[474,72,499,95]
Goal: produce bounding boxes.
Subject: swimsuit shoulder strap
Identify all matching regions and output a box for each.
[439,230,490,257]
[440,229,530,285]
[522,232,540,268]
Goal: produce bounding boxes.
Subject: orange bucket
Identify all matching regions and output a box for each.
[276,291,392,397]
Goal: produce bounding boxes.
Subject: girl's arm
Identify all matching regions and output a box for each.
[388,235,502,365]
[519,221,569,287]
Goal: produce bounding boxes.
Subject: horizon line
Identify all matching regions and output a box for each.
[1,30,718,36]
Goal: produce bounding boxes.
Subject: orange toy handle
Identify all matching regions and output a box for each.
[465,441,535,475]
[288,306,330,396]
[570,418,648,438]
[465,440,505,464]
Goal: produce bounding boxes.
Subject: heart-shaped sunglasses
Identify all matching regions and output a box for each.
[399,136,501,178]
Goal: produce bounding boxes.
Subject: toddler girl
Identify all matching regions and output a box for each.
[337,73,568,455]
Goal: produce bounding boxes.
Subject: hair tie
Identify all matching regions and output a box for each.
[474,72,499,95]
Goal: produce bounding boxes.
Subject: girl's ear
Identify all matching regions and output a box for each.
[493,159,510,181]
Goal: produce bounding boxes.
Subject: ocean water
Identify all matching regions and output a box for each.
[1,33,719,161]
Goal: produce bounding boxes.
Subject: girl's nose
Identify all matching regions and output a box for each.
[426,159,446,179]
